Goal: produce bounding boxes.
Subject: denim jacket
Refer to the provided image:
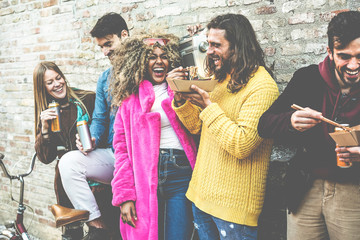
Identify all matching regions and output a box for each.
[90,68,117,150]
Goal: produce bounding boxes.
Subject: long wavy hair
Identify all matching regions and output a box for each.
[33,61,92,135]
[206,14,273,93]
[110,34,181,107]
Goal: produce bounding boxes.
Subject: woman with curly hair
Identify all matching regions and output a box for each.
[110,34,197,240]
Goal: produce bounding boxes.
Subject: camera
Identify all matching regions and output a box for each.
[179,29,208,79]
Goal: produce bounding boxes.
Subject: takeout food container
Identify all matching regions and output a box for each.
[166,78,217,93]
[329,125,360,147]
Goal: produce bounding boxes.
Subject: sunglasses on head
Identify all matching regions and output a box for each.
[143,38,170,46]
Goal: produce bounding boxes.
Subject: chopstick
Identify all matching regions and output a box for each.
[291,104,353,132]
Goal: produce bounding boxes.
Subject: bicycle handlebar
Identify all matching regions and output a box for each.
[0,152,37,180]
[0,153,13,180]
[22,153,37,177]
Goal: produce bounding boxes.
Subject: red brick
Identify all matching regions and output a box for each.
[33,45,51,52]
[83,10,90,18]
[33,27,40,34]
[256,6,277,15]
[122,4,138,13]
[23,48,31,53]
[264,47,276,56]
[43,0,58,8]
[38,217,52,225]
[19,150,28,156]
[122,6,130,13]
[136,11,154,21]
[35,208,44,216]
[81,37,92,43]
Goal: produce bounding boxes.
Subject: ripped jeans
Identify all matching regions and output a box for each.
[192,204,257,240]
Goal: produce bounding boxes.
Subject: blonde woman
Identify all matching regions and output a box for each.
[33,61,95,239]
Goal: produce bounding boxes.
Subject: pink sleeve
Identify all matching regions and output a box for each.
[111,108,137,207]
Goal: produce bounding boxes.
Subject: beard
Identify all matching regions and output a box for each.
[207,54,231,79]
[335,65,360,89]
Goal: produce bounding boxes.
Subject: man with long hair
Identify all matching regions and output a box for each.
[258,11,360,240]
[169,13,279,239]
[58,12,129,240]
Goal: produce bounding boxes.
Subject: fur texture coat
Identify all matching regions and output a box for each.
[111,80,197,240]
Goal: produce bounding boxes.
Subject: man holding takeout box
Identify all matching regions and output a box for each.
[258,11,360,240]
[168,13,279,239]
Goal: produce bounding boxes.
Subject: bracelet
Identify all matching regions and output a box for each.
[41,131,49,136]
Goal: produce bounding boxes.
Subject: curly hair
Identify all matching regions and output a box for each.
[110,34,181,106]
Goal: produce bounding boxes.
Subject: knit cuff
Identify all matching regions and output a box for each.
[172,100,196,118]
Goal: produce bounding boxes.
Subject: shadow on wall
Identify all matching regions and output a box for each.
[258,143,296,240]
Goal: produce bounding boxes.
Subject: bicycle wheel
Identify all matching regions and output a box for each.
[0,234,10,240]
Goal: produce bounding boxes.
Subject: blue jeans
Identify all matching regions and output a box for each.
[158,149,194,240]
[192,204,257,240]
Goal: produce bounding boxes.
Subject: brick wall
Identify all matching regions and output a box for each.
[0,0,359,239]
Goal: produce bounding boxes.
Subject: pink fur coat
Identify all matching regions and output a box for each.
[111,80,197,240]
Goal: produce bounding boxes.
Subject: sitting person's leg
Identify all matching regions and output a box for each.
[55,162,74,208]
[59,148,115,228]
[55,164,84,240]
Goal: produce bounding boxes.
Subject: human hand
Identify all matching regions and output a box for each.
[173,92,186,107]
[167,66,188,80]
[76,134,96,155]
[187,24,202,36]
[180,85,212,109]
[120,201,137,228]
[40,108,58,132]
[290,107,322,132]
[335,146,360,163]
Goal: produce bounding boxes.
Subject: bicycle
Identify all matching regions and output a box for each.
[0,152,90,240]
[0,152,36,240]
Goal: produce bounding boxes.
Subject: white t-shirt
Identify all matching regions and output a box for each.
[151,82,183,150]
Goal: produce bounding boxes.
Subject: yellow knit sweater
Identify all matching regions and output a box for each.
[173,66,279,226]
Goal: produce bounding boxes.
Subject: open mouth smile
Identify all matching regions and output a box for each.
[153,67,166,77]
[53,86,64,93]
[211,56,220,66]
[345,69,359,76]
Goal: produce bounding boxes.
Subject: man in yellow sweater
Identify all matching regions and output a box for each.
[168,14,279,239]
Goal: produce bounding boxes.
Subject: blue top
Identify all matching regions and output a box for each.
[90,68,117,151]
